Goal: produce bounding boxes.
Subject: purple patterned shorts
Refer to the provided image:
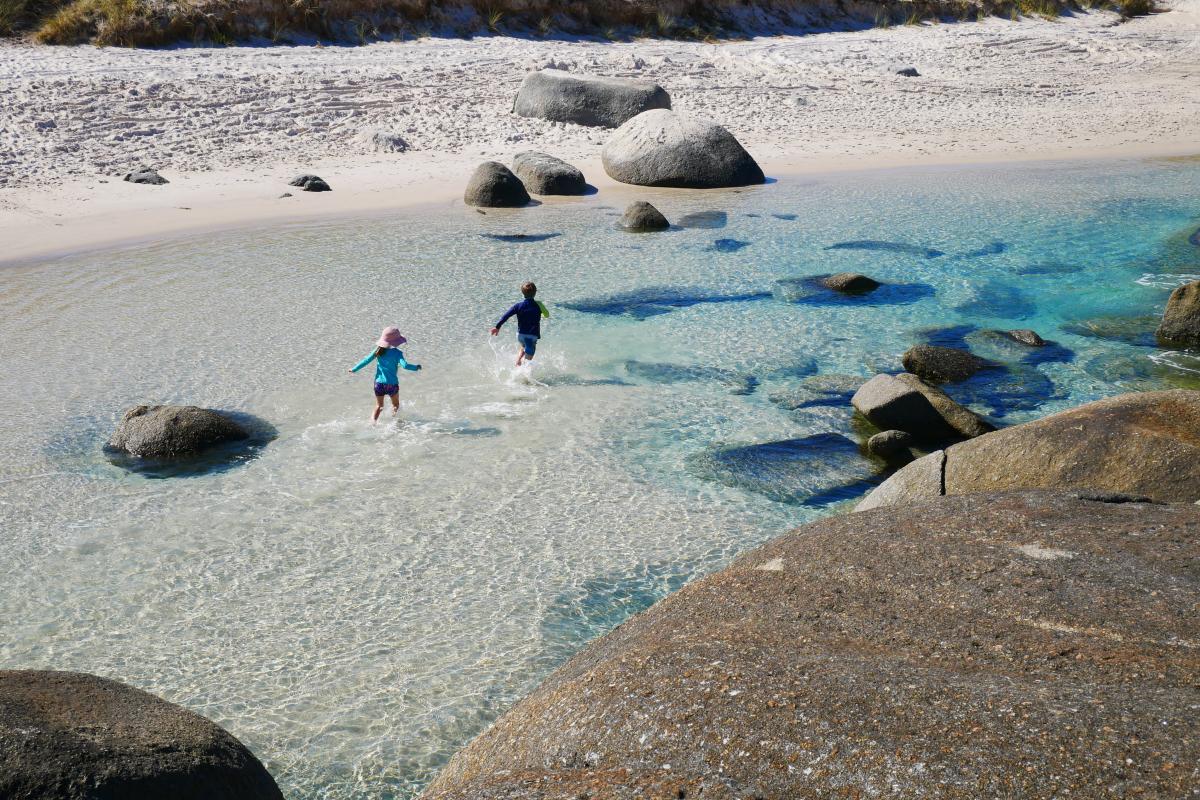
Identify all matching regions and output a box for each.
[374,382,399,397]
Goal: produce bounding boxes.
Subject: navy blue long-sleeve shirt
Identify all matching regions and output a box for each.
[495,298,549,337]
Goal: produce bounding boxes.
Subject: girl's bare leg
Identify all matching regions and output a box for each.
[372,395,384,422]
[389,393,400,414]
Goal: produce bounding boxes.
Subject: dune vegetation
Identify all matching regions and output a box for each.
[0,0,1155,46]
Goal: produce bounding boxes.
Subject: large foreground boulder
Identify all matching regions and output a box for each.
[108,405,249,459]
[602,109,765,189]
[851,372,994,443]
[859,389,1200,510]
[463,162,530,208]
[513,69,670,129]
[0,670,282,800]
[422,491,1199,799]
[510,151,586,195]
[1156,279,1200,347]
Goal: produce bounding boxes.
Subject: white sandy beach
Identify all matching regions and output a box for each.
[1,1,1198,265]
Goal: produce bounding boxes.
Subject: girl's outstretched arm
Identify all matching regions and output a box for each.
[397,351,421,371]
[349,352,376,373]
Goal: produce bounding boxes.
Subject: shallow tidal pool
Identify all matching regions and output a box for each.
[2,157,1199,798]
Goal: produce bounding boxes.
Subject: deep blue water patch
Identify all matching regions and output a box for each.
[942,365,1063,418]
[561,286,772,319]
[624,360,758,395]
[708,239,751,253]
[479,233,562,243]
[687,433,883,507]
[964,329,1075,366]
[954,280,1037,319]
[102,410,277,479]
[1016,262,1081,276]
[960,241,1007,258]
[913,324,977,350]
[775,276,934,306]
[825,240,945,259]
[677,211,727,229]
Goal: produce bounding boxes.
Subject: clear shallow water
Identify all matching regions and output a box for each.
[2,158,1200,798]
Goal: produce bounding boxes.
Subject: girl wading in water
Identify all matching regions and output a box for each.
[349,326,422,422]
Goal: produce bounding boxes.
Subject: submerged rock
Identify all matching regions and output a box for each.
[851,373,994,444]
[463,162,529,208]
[901,344,992,384]
[1006,328,1045,346]
[768,374,863,411]
[775,276,933,306]
[707,238,750,253]
[1062,314,1159,347]
[676,210,727,229]
[821,272,880,293]
[562,285,771,319]
[859,389,1200,509]
[825,240,943,258]
[1156,279,1200,347]
[601,109,765,189]
[478,232,561,243]
[954,279,1036,319]
[866,429,915,457]
[513,69,670,129]
[510,151,586,195]
[687,433,881,506]
[0,670,283,800]
[942,362,1062,417]
[624,360,757,395]
[108,405,248,460]
[619,200,669,232]
[124,167,168,185]
[423,491,1200,800]
[288,174,330,192]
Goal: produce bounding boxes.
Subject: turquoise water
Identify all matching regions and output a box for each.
[1,157,1199,798]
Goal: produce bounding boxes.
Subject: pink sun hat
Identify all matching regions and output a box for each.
[377,326,407,348]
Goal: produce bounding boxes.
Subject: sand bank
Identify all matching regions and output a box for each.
[1,1,1198,266]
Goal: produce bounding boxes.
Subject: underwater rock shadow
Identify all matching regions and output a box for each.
[775,276,935,306]
[561,285,772,319]
[958,241,1008,258]
[953,280,1037,320]
[623,360,758,395]
[676,211,728,230]
[479,232,562,243]
[706,239,752,253]
[102,409,278,479]
[687,433,885,507]
[825,240,945,259]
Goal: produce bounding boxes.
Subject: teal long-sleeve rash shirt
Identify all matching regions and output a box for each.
[351,348,420,384]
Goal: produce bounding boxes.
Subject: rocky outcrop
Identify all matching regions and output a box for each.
[422,491,1200,800]
[124,167,168,185]
[851,372,994,443]
[0,670,283,800]
[619,200,669,232]
[107,405,249,459]
[510,151,586,195]
[821,272,879,293]
[358,130,409,153]
[512,69,671,128]
[858,389,1200,510]
[463,162,530,208]
[288,174,330,192]
[901,344,991,383]
[601,109,765,189]
[1156,279,1200,347]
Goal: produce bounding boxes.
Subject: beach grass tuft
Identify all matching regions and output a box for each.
[1,0,1160,46]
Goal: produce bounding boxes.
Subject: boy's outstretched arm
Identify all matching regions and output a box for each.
[491,302,520,335]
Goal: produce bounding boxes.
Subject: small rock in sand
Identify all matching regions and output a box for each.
[897,67,921,77]
[464,162,530,208]
[289,174,331,192]
[620,201,670,232]
[124,167,168,185]
[358,130,409,153]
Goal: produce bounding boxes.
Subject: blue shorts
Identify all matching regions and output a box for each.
[517,333,539,356]
[374,382,399,396]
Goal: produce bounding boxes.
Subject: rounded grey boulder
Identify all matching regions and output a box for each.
[513,69,670,129]
[851,372,994,444]
[288,174,330,192]
[619,201,669,232]
[108,405,249,459]
[602,109,765,189]
[422,491,1200,799]
[821,272,880,293]
[510,151,586,195]
[867,428,915,457]
[1006,328,1046,346]
[124,167,168,185]
[901,344,990,383]
[0,670,283,800]
[1156,279,1200,347]
[463,162,530,208]
[859,389,1200,510]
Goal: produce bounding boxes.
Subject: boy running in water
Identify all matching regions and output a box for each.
[490,281,549,367]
